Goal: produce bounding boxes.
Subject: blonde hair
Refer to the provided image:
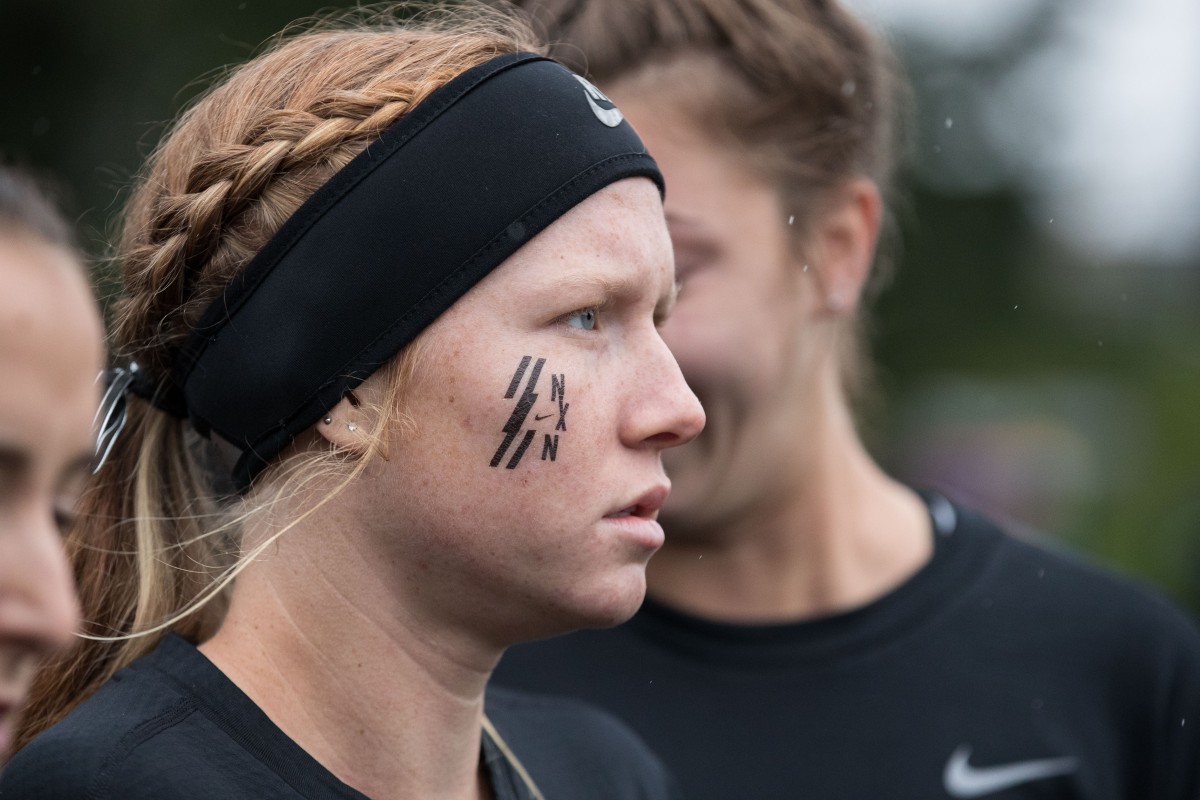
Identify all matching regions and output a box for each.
[15,3,541,752]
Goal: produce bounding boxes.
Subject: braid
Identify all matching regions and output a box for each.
[117,88,422,377]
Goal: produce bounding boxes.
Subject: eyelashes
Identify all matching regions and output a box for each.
[559,307,599,331]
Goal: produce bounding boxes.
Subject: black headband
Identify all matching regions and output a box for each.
[137,52,662,490]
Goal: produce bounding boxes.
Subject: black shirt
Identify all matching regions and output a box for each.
[0,634,678,799]
[494,497,1200,799]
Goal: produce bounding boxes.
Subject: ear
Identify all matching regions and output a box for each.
[314,389,368,452]
[807,178,881,316]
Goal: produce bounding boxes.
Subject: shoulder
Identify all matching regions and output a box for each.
[974,507,1198,639]
[956,503,1200,691]
[0,635,279,800]
[486,684,679,800]
[0,657,202,799]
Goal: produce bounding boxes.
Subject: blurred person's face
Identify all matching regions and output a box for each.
[341,179,705,643]
[608,91,841,537]
[0,234,101,755]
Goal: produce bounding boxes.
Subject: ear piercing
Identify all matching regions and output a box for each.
[323,416,333,425]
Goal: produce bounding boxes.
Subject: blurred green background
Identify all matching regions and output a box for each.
[3,1,1198,611]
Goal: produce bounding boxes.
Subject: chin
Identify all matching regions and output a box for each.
[584,574,648,629]
[540,573,647,637]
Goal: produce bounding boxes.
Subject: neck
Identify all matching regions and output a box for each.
[650,382,931,623]
[200,502,498,800]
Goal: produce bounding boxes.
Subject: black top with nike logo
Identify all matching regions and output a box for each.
[493,495,1200,799]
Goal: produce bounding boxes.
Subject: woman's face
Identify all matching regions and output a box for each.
[0,235,101,755]
[605,89,835,538]
[351,178,704,643]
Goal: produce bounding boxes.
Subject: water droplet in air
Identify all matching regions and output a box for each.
[933,145,942,154]
[841,80,856,97]
[788,215,795,226]
[803,264,809,272]
[944,117,953,129]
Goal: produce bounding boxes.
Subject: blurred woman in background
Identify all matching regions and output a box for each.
[495,2,1200,798]
[0,167,102,760]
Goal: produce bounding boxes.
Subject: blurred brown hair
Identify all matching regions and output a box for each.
[0,167,76,249]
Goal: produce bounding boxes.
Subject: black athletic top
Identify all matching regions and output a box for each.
[0,634,678,799]
[493,497,1200,799]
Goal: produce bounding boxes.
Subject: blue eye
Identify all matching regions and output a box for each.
[564,308,598,331]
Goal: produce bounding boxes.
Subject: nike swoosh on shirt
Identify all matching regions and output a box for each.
[943,744,1078,797]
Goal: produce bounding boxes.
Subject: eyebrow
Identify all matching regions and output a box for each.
[548,273,677,322]
[0,442,30,474]
[664,211,705,232]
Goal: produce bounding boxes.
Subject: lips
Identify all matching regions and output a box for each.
[604,484,670,520]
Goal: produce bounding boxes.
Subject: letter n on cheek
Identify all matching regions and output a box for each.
[541,434,559,462]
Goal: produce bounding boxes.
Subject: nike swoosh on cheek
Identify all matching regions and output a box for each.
[943,745,1078,798]
[533,413,554,421]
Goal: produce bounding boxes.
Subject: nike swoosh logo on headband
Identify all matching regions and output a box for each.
[574,74,623,127]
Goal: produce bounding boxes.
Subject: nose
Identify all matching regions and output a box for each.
[0,510,81,659]
[622,330,706,450]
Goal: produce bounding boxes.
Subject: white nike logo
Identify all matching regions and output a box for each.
[573,74,624,127]
[943,744,1078,797]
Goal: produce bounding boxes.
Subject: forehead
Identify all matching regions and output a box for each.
[0,236,102,461]
[478,178,672,294]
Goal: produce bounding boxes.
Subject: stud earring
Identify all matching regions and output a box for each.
[323,416,333,425]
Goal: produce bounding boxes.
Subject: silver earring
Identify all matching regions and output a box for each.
[323,416,332,425]
[347,422,358,432]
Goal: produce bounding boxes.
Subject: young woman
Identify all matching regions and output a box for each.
[1,6,702,798]
[495,2,1200,798]
[0,168,102,761]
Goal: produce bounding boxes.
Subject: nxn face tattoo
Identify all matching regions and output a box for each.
[491,355,568,469]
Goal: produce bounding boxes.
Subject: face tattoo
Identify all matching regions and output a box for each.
[491,355,569,469]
